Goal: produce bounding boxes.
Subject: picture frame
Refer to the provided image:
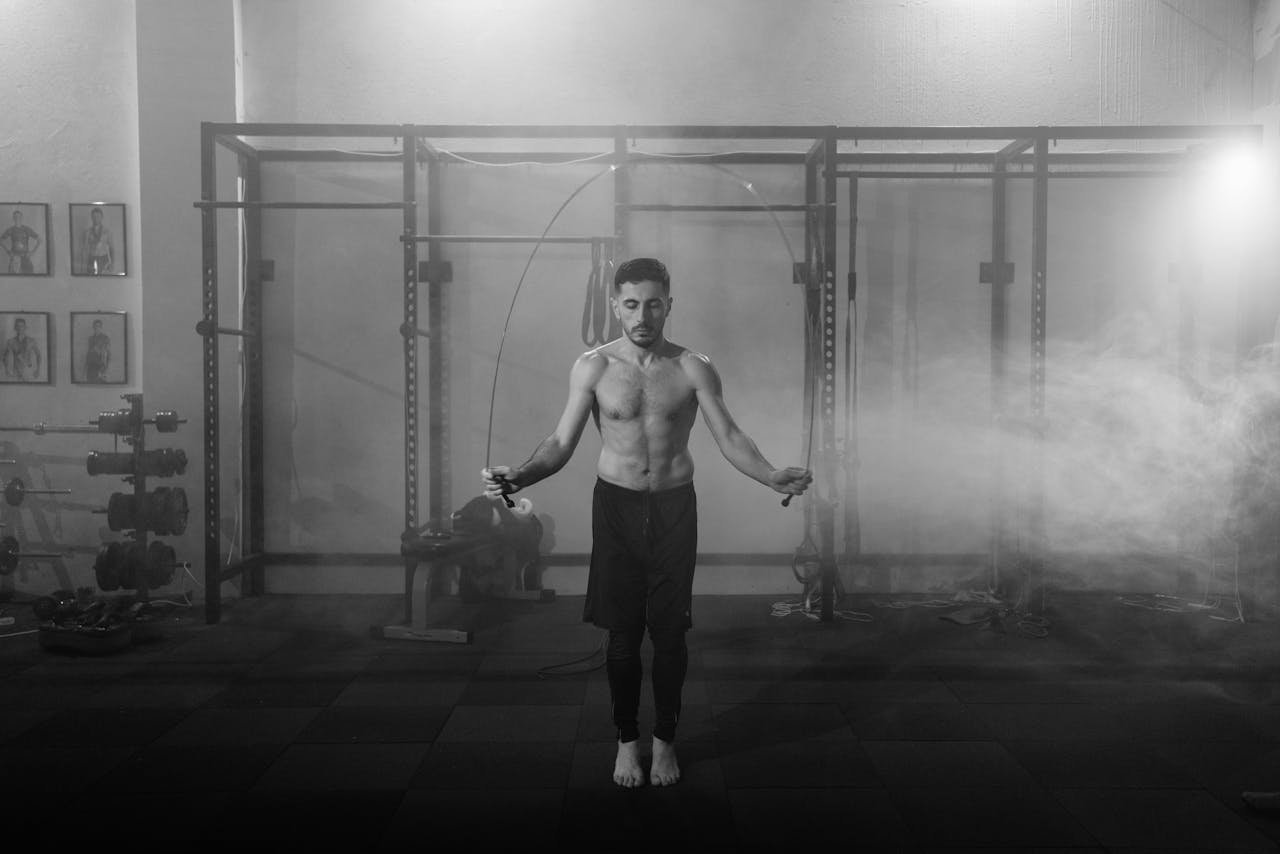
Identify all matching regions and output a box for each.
[71,310,127,385]
[0,202,51,276]
[0,311,51,384]
[69,203,127,277]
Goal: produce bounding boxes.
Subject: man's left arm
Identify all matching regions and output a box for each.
[688,353,811,496]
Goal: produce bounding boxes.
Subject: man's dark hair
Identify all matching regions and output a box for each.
[614,257,670,292]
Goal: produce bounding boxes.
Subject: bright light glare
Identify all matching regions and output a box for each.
[1193,143,1274,245]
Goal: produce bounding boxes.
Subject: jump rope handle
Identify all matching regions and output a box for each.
[493,473,516,508]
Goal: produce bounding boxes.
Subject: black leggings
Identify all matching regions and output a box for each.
[606,625,688,744]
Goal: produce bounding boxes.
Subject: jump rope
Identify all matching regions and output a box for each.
[482,158,817,510]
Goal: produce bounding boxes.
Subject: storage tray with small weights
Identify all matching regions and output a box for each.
[33,589,175,654]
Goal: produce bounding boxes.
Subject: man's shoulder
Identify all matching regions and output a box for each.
[675,346,713,370]
[571,346,611,380]
[578,344,612,364]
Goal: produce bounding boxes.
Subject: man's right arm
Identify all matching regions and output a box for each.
[483,350,603,497]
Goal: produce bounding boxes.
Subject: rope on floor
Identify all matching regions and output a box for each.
[769,599,873,622]
[536,630,606,679]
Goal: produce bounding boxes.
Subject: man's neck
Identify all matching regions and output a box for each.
[619,336,670,366]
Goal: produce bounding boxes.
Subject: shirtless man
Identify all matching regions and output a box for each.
[85,319,111,382]
[81,207,114,275]
[483,257,812,788]
[3,317,42,380]
[1,210,40,274]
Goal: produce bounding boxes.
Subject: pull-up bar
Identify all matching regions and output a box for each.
[619,203,812,212]
[193,201,411,210]
[836,170,1178,180]
[401,234,616,244]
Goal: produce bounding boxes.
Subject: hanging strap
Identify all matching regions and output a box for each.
[581,239,607,346]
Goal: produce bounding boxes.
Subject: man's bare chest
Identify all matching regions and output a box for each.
[595,362,696,423]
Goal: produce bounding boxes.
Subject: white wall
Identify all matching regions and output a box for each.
[0,1,143,598]
[135,0,239,606]
[224,0,1268,597]
[238,0,1253,125]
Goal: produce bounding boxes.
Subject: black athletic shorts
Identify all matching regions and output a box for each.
[583,478,697,633]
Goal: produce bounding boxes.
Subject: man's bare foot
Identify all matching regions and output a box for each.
[613,740,645,788]
[650,736,680,786]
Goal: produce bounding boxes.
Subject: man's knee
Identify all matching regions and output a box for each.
[606,627,644,662]
[647,624,688,657]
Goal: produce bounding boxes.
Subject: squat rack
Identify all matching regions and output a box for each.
[196,122,1264,625]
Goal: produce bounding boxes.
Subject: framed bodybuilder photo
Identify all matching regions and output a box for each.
[69,203,127,277]
[0,311,51,384]
[71,310,127,385]
[0,203,50,276]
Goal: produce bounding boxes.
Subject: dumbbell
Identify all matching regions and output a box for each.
[94,539,188,591]
[102,487,188,535]
[4,478,72,507]
[87,448,188,478]
[0,536,69,575]
[145,540,185,588]
[32,589,80,621]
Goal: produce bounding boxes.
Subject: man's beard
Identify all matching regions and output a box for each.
[628,326,657,348]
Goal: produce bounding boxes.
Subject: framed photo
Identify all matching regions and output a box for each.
[0,311,51,384]
[69,203,126,277]
[71,310,126,385]
[0,203,51,276]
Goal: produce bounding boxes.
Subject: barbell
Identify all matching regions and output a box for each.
[4,478,72,507]
[94,539,187,591]
[102,487,188,535]
[0,535,71,575]
[93,409,186,435]
[0,409,186,436]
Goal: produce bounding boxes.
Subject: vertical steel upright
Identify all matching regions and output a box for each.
[818,130,840,622]
[402,129,421,533]
[1028,134,1049,562]
[426,146,448,528]
[613,133,629,264]
[242,157,265,597]
[842,177,861,565]
[199,123,221,623]
[802,140,822,605]
[987,150,1012,592]
[803,130,840,622]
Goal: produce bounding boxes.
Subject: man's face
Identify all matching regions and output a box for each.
[12,212,20,225]
[612,279,671,349]
[13,320,25,338]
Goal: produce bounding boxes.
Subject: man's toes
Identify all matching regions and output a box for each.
[614,771,645,787]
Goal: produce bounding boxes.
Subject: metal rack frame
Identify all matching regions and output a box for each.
[197,122,1263,625]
